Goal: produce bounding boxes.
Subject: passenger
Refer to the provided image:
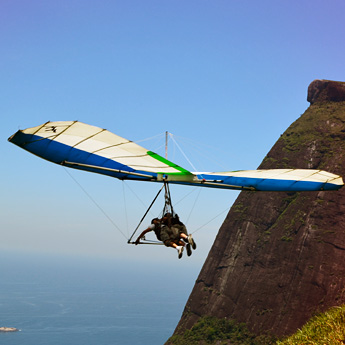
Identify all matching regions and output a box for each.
[134,213,196,259]
[167,213,196,256]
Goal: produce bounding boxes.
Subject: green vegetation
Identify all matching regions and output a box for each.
[278,101,345,169]
[277,306,345,345]
[280,236,293,242]
[167,316,277,345]
[168,306,345,345]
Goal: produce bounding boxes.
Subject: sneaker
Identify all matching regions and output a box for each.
[178,246,184,259]
[186,243,192,256]
[187,234,196,250]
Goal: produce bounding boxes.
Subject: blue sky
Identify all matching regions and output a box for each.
[2,0,345,266]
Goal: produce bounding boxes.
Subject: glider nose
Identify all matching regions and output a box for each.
[8,130,25,147]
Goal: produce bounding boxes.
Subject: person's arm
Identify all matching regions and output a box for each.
[135,228,152,245]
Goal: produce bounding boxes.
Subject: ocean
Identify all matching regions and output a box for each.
[0,252,199,345]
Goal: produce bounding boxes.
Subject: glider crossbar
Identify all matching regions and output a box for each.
[197,180,256,191]
[130,239,164,245]
[62,161,156,179]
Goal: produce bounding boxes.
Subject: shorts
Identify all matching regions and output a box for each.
[173,223,187,236]
[161,225,181,247]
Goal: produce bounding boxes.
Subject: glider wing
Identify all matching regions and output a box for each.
[8,121,344,192]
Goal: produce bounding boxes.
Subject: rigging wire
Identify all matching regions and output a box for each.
[169,133,198,172]
[63,132,232,244]
[185,187,202,226]
[134,132,165,144]
[190,206,231,235]
[164,134,233,234]
[134,132,167,154]
[170,134,232,171]
[122,181,158,220]
[121,181,129,238]
[63,167,128,240]
[172,186,199,207]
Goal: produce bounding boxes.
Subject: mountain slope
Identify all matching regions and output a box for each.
[167,80,345,342]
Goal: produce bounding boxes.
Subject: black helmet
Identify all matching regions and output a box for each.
[151,218,159,224]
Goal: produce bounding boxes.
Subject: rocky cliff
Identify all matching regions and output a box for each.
[168,80,345,342]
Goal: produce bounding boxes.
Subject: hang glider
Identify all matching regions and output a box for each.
[8,121,344,192]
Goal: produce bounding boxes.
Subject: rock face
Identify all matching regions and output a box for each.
[307,79,345,104]
[169,80,345,340]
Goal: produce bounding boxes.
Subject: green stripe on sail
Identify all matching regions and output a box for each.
[147,151,192,175]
